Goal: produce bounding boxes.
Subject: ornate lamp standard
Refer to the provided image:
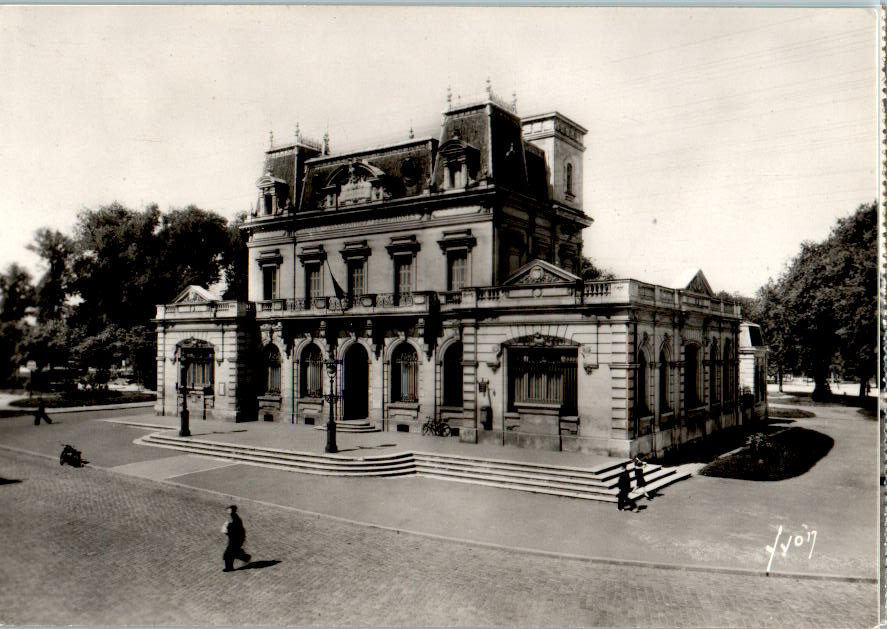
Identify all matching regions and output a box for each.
[324,359,338,453]
[178,358,191,438]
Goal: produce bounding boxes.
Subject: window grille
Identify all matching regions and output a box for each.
[183,349,214,390]
[392,345,418,403]
[507,348,577,416]
[300,344,323,398]
[265,345,281,395]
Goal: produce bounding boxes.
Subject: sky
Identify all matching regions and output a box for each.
[0,6,880,297]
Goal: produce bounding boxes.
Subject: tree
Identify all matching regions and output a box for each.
[775,202,877,400]
[580,256,615,281]
[154,205,232,303]
[27,228,74,323]
[221,211,249,301]
[69,202,162,332]
[0,263,36,323]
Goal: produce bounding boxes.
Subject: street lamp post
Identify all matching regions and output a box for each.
[179,381,191,437]
[324,359,338,453]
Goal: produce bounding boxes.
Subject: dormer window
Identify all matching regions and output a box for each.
[439,138,479,191]
[255,171,288,217]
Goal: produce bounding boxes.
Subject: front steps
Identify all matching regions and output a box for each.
[134,431,691,503]
[313,419,379,433]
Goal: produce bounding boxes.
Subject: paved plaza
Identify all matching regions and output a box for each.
[0,396,877,627]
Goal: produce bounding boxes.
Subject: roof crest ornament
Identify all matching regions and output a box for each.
[269,130,274,148]
[446,86,452,109]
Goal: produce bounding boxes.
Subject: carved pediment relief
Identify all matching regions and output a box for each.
[171,285,220,304]
[504,259,581,286]
[321,160,391,209]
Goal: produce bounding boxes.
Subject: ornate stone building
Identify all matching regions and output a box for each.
[155,94,747,458]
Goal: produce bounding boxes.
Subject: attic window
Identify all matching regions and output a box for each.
[264,194,274,215]
[565,163,574,196]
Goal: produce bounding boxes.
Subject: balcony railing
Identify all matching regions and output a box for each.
[245,279,741,319]
[156,301,253,319]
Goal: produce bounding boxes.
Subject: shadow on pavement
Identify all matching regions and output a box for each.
[238,560,281,571]
[0,477,22,485]
[700,427,834,481]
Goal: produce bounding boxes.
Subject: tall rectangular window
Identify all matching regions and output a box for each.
[305,265,321,301]
[263,266,278,300]
[348,261,366,298]
[448,252,467,291]
[394,256,413,300]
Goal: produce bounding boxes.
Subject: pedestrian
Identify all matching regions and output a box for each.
[222,505,251,572]
[617,463,634,511]
[33,398,52,426]
[633,456,650,499]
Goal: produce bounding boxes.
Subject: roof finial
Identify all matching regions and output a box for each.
[294,122,300,141]
[485,77,492,97]
[269,130,274,148]
[322,131,330,155]
[446,85,452,109]
[409,124,414,140]
[512,91,517,113]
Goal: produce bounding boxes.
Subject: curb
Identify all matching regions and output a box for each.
[0,442,875,586]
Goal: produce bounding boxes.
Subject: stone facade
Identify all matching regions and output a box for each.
[155,95,748,457]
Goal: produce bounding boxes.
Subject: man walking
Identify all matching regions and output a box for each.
[33,399,52,425]
[616,463,634,511]
[222,505,251,572]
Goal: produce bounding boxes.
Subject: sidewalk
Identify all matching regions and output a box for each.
[0,402,876,582]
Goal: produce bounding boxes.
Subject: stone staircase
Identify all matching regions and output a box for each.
[134,431,691,503]
[313,419,379,433]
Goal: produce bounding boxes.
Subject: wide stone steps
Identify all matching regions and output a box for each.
[134,431,691,502]
[136,433,414,476]
[313,419,379,433]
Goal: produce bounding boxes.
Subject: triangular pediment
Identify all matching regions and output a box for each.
[256,172,287,189]
[680,270,713,296]
[504,259,581,286]
[172,285,220,304]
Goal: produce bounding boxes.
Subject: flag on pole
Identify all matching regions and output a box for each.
[325,259,346,301]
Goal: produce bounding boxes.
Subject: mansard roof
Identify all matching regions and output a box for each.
[299,138,436,212]
[171,285,221,304]
[504,259,581,285]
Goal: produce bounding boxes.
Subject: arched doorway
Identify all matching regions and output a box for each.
[342,343,369,420]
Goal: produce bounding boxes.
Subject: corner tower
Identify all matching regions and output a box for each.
[521,112,587,211]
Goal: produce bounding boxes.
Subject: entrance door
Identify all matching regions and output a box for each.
[342,343,369,420]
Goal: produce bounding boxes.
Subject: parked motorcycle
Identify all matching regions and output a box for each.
[59,444,87,467]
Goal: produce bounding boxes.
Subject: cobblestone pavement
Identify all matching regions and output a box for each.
[0,451,875,628]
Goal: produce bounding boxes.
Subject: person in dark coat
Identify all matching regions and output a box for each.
[33,399,52,425]
[222,505,251,572]
[617,463,634,511]
[633,456,650,499]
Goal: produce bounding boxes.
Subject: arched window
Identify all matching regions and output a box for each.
[710,344,720,404]
[300,344,323,398]
[685,344,700,408]
[565,162,574,195]
[636,350,650,416]
[442,342,463,407]
[391,343,419,403]
[659,348,671,412]
[264,344,281,395]
[722,344,733,401]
